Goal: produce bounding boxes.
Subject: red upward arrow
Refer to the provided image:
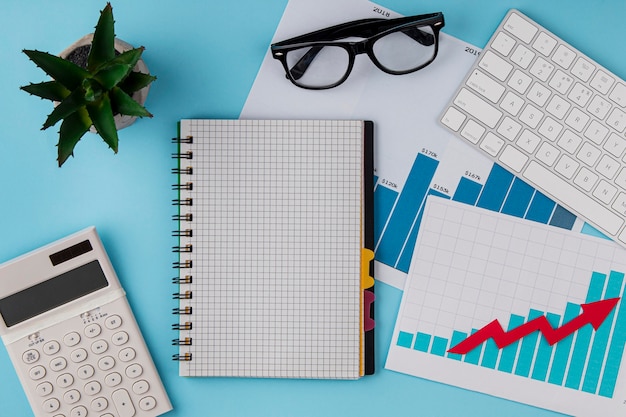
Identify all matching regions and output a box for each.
[448,297,620,355]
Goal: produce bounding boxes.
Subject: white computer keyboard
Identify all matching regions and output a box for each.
[440,9,626,247]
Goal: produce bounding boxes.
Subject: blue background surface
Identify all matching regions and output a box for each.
[1,1,625,416]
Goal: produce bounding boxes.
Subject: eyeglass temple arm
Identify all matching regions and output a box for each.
[286,19,438,81]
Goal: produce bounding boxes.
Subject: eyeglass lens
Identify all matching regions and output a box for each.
[283,23,437,88]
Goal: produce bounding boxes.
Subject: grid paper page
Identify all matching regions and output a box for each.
[177,119,364,379]
[386,196,626,416]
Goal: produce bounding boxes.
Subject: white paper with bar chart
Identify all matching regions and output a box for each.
[386,196,626,416]
[173,119,373,379]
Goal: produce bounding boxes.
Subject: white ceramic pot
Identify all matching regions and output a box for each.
[59,34,151,131]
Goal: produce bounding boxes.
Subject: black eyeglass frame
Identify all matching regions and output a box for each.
[271,12,445,90]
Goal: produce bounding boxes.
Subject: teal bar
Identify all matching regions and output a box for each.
[583,272,624,393]
[548,303,580,385]
[413,332,431,352]
[515,310,544,377]
[464,329,482,365]
[565,272,607,390]
[447,331,468,361]
[599,271,626,398]
[497,315,526,373]
[431,336,449,357]
[397,331,414,348]
[480,339,499,369]
[531,312,561,381]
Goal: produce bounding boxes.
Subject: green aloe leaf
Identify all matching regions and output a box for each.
[86,93,118,152]
[57,108,92,167]
[42,89,86,130]
[20,81,71,102]
[94,48,144,89]
[119,71,156,94]
[88,2,115,72]
[110,87,152,117]
[23,50,89,90]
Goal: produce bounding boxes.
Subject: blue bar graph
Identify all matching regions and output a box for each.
[396,269,626,399]
[373,156,577,274]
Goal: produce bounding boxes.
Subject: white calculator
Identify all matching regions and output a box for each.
[0,227,172,417]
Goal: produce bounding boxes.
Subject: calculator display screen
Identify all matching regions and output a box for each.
[0,260,109,327]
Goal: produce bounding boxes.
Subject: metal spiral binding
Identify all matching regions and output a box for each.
[172,213,193,222]
[172,244,193,253]
[173,135,195,361]
[172,306,193,315]
[172,275,193,284]
[172,322,192,331]
[173,353,193,361]
[172,338,193,346]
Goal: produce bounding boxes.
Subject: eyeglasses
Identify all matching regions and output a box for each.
[271,12,445,90]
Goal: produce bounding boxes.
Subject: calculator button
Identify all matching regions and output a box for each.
[125,363,143,379]
[118,347,136,362]
[29,365,46,380]
[50,357,68,372]
[105,315,122,329]
[84,380,102,396]
[91,339,109,354]
[43,398,61,412]
[23,349,40,364]
[63,389,81,405]
[139,396,157,411]
[36,381,54,397]
[70,405,88,417]
[43,341,61,355]
[105,372,123,387]
[132,379,150,395]
[77,364,95,380]
[84,323,102,338]
[91,397,108,412]
[63,332,81,347]
[112,389,136,417]
[70,348,88,363]
[98,356,116,371]
[111,331,129,346]
[57,373,74,388]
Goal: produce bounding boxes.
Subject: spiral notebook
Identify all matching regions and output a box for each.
[172,119,375,379]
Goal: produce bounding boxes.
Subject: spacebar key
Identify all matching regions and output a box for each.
[523,161,624,235]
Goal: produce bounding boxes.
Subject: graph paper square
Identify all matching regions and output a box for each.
[176,120,367,379]
[386,196,626,416]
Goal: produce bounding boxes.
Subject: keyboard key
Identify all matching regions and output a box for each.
[565,107,590,132]
[549,70,574,94]
[519,104,543,128]
[503,12,537,43]
[527,82,551,106]
[480,132,504,156]
[588,96,612,119]
[574,167,599,191]
[538,117,563,141]
[555,154,579,179]
[499,145,528,172]
[545,96,570,119]
[604,133,626,158]
[571,57,596,82]
[613,193,626,216]
[460,120,485,144]
[552,44,576,69]
[497,117,522,140]
[609,83,626,107]
[466,69,506,103]
[508,69,533,94]
[491,32,515,56]
[500,91,525,116]
[593,180,618,204]
[578,142,601,166]
[607,108,626,133]
[454,88,502,128]
[558,130,583,154]
[517,130,541,154]
[590,70,615,94]
[585,120,609,144]
[532,32,557,56]
[479,51,513,81]
[440,107,466,131]
[511,45,535,69]
[524,161,623,235]
[568,83,593,106]
[529,57,555,81]
[536,142,559,166]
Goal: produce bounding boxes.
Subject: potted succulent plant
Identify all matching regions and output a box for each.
[21,3,156,166]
